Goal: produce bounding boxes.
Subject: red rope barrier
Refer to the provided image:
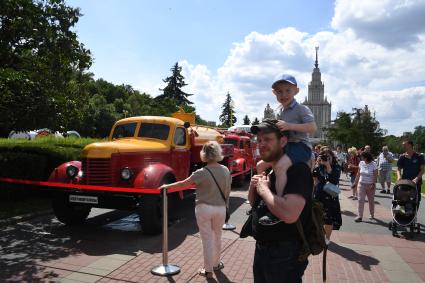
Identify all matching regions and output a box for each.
[0,168,251,195]
[0,177,195,194]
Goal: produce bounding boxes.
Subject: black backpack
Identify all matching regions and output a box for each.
[296,199,326,260]
[296,199,327,281]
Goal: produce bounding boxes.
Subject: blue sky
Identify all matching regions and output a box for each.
[68,0,425,136]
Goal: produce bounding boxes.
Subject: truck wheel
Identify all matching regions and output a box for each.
[138,194,162,235]
[246,167,254,180]
[233,164,246,187]
[52,197,91,225]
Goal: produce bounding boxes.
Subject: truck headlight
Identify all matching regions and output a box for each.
[66,165,79,178]
[120,167,133,180]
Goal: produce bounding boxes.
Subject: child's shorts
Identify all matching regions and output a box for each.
[284,142,312,164]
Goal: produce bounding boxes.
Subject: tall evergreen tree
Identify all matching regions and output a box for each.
[219,92,237,128]
[157,62,193,106]
[252,117,260,125]
[243,115,250,125]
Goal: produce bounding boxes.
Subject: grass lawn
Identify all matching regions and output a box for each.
[391,170,425,194]
[0,197,51,220]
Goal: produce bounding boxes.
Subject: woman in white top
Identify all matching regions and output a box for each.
[352,151,378,222]
[160,141,231,279]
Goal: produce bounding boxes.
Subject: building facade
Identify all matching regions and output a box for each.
[263,103,275,120]
[303,47,331,141]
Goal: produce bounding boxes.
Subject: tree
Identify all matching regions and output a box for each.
[325,112,353,148]
[0,0,92,135]
[156,62,193,106]
[384,135,403,154]
[79,94,117,138]
[219,92,236,128]
[325,105,386,155]
[252,117,260,125]
[412,126,425,152]
[243,115,250,125]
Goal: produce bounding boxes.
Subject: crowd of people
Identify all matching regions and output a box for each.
[162,73,424,282]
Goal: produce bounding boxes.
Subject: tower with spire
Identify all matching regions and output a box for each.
[303,47,331,140]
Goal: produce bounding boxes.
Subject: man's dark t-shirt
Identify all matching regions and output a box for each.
[252,162,313,243]
[397,153,424,185]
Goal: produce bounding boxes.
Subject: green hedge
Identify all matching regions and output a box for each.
[0,137,101,201]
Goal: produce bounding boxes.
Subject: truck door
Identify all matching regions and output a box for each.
[171,127,190,180]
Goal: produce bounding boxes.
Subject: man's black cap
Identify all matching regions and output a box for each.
[250,119,289,137]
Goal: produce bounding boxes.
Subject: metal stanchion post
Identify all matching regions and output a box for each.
[151,188,181,276]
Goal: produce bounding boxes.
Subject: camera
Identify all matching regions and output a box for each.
[319,154,328,161]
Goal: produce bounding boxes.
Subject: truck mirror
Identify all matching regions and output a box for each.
[184,122,190,128]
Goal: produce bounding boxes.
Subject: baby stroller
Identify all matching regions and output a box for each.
[388,179,421,236]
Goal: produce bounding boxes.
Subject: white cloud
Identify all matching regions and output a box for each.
[135,0,425,135]
[331,0,425,49]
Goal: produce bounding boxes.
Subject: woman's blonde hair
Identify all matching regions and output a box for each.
[200,141,223,163]
[347,147,357,155]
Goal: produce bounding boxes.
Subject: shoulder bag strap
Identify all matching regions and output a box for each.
[204,167,227,205]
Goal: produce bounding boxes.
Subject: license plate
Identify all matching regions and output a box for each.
[69,195,98,204]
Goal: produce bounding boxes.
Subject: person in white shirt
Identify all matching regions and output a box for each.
[377,146,394,194]
[352,151,378,222]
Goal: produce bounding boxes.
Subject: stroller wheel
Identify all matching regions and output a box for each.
[410,226,415,236]
[392,223,397,236]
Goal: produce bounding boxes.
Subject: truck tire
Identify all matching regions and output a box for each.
[138,177,177,235]
[52,196,91,225]
[233,164,246,187]
[138,194,162,235]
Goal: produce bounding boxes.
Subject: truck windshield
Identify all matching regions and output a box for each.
[138,123,170,140]
[112,123,137,139]
[224,138,238,146]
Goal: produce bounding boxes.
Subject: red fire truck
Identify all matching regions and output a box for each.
[222,131,258,186]
[48,110,234,235]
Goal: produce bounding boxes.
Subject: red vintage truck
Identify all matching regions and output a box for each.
[222,131,258,186]
[48,110,234,235]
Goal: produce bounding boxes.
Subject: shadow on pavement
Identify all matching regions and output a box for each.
[0,191,248,282]
[327,242,379,271]
[374,194,393,200]
[341,210,356,217]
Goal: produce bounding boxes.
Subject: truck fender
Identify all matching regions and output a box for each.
[234,158,246,171]
[134,164,176,190]
[48,161,82,183]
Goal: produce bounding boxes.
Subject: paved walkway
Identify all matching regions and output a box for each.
[8,176,425,282]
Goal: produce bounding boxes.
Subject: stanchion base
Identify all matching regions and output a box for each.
[151,264,181,276]
[222,223,236,230]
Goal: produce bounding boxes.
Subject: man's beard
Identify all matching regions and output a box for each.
[261,147,283,162]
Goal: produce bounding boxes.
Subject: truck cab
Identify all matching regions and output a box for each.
[223,131,257,185]
[48,112,233,235]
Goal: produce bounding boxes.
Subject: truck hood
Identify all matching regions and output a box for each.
[82,139,169,158]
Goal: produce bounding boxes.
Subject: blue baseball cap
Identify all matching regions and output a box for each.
[272,74,297,88]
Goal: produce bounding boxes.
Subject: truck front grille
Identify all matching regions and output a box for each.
[82,158,113,186]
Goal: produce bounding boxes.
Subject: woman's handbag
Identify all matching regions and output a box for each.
[323,181,341,198]
[204,167,230,222]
